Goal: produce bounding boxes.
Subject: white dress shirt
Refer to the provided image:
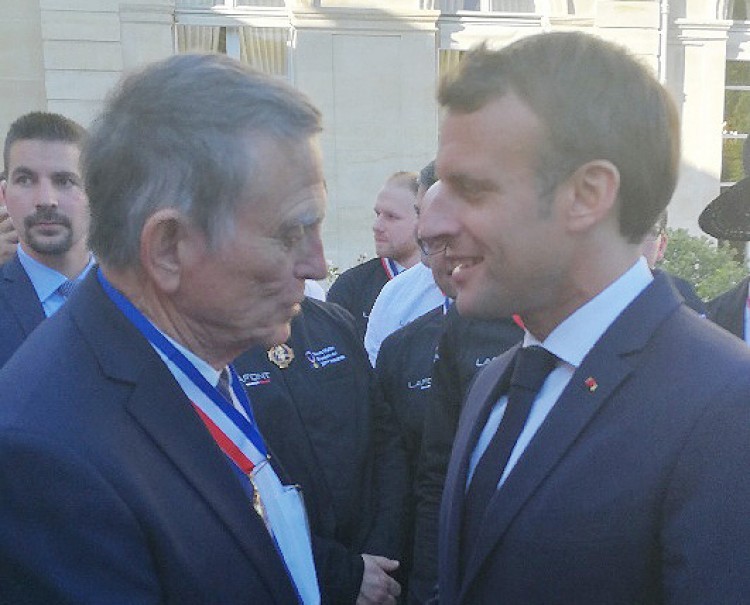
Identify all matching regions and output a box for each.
[468,257,654,489]
[17,246,95,317]
[364,261,445,365]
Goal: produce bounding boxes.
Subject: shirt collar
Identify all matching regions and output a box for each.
[17,246,95,304]
[155,326,223,388]
[524,257,653,369]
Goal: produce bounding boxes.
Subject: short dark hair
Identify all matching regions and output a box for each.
[439,32,680,243]
[84,53,322,267]
[3,111,86,175]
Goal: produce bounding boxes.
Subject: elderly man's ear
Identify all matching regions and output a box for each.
[140,208,192,294]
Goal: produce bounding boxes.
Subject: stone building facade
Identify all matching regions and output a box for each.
[3,0,748,270]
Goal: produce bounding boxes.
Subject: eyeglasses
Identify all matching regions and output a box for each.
[417,237,448,257]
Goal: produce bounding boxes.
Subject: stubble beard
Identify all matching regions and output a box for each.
[23,210,74,256]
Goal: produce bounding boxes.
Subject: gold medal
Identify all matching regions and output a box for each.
[248,458,273,535]
[267,343,294,369]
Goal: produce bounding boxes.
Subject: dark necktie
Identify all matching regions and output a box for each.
[217,368,233,404]
[460,345,558,568]
[57,279,77,299]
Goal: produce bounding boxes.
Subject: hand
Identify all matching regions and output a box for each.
[356,554,401,605]
[0,206,18,265]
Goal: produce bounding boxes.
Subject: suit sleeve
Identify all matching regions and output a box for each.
[409,327,463,604]
[660,379,750,603]
[311,302,408,600]
[360,358,409,561]
[0,430,161,605]
[310,535,365,604]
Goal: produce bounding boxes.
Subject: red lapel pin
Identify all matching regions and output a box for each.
[584,376,598,393]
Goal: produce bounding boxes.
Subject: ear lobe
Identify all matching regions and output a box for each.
[564,160,620,233]
[140,208,189,294]
[656,232,668,263]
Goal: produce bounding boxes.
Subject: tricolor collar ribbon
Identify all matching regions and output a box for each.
[381,257,402,280]
[97,269,269,472]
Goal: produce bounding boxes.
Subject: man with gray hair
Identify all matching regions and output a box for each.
[0,54,328,603]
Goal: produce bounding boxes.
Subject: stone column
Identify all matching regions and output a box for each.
[667,18,731,232]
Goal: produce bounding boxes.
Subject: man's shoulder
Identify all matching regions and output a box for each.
[300,296,358,335]
[707,276,749,313]
[332,258,385,285]
[0,253,29,287]
[0,254,45,361]
[379,306,443,356]
[619,294,750,396]
[376,262,435,305]
[674,303,750,360]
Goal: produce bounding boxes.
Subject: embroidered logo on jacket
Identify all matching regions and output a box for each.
[475,356,497,368]
[240,371,272,387]
[408,376,432,390]
[305,346,347,369]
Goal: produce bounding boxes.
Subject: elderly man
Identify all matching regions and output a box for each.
[0,112,94,367]
[421,32,750,603]
[0,55,328,603]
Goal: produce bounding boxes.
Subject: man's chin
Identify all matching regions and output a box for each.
[260,323,292,350]
[455,291,504,321]
[26,235,73,256]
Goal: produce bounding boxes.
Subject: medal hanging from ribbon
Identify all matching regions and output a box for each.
[97,269,320,604]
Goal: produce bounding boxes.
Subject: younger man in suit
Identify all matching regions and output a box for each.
[0,112,93,367]
[640,210,706,315]
[698,176,750,340]
[422,32,750,604]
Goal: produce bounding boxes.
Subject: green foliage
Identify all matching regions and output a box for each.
[722,61,750,183]
[722,137,746,182]
[659,228,748,301]
[326,262,340,285]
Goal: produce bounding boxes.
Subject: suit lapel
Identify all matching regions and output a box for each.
[440,345,518,604]
[70,273,301,604]
[457,274,683,601]
[0,254,45,335]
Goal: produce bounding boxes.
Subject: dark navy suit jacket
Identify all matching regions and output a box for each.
[707,275,749,339]
[0,271,303,604]
[0,253,45,368]
[438,274,750,604]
